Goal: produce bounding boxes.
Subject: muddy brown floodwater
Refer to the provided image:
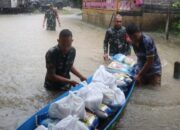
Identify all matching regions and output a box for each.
[0,13,179,130]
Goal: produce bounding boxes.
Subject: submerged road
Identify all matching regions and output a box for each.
[0,13,179,130]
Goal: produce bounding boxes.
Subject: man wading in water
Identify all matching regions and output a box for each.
[43,4,61,31]
[126,23,162,86]
[44,29,87,91]
[103,14,131,60]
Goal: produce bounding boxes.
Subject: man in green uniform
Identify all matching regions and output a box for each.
[43,4,61,31]
[44,29,87,91]
[103,14,131,60]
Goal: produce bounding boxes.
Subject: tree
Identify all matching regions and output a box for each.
[70,0,82,8]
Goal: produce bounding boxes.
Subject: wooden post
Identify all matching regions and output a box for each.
[109,13,115,28]
[116,0,119,11]
[165,3,171,40]
[108,0,119,28]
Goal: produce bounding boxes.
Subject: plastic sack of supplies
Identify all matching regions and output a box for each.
[76,85,103,112]
[114,73,133,93]
[123,56,136,67]
[107,61,131,74]
[48,92,86,120]
[87,82,125,107]
[34,125,47,130]
[40,118,60,128]
[114,73,133,85]
[48,115,89,130]
[112,87,126,106]
[111,54,126,62]
[112,54,136,68]
[92,65,117,88]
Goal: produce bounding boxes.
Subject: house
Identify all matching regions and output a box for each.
[0,0,28,8]
[82,0,177,30]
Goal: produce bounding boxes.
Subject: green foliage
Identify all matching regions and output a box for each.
[70,0,82,8]
[171,2,180,36]
[172,20,180,30]
[172,2,180,8]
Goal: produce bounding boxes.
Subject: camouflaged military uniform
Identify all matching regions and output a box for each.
[45,9,58,30]
[104,26,131,56]
[44,45,76,90]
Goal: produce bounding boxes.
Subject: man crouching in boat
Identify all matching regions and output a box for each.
[44,29,87,91]
[126,23,162,86]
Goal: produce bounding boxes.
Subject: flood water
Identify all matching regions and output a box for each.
[0,13,179,130]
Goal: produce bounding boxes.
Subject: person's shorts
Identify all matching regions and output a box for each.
[46,26,56,31]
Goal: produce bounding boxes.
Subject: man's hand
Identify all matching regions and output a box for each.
[71,66,86,83]
[69,80,79,86]
[103,53,109,61]
[135,74,142,86]
[80,76,87,82]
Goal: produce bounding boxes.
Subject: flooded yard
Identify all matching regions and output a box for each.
[0,12,179,130]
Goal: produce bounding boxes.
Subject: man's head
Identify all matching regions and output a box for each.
[58,29,73,54]
[114,14,123,29]
[126,23,142,44]
[47,3,53,10]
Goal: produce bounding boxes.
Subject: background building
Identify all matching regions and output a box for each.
[82,0,177,30]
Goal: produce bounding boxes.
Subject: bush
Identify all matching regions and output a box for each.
[172,2,180,8]
[172,2,180,35]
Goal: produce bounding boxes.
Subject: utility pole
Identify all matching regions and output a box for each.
[165,1,172,40]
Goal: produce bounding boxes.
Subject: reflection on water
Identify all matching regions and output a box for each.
[0,14,179,130]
